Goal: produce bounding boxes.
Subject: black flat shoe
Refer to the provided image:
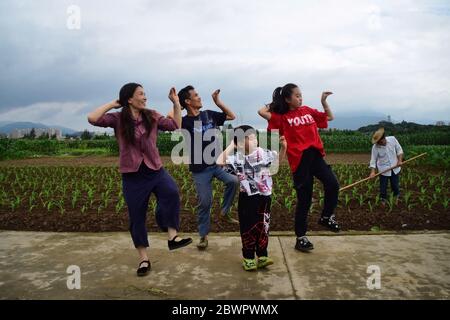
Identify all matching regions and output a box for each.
[137,260,151,277]
[168,235,193,251]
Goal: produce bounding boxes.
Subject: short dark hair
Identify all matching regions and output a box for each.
[178,85,195,109]
[233,125,256,145]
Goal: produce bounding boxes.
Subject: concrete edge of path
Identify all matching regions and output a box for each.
[1,229,449,236]
[1,231,449,299]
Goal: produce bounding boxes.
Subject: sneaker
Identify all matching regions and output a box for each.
[295,236,314,252]
[257,256,274,269]
[168,236,193,251]
[318,214,341,232]
[242,258,257,271]
[197,237,208,250]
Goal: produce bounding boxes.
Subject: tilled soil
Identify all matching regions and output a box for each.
[1,155,448,233]
[0,153,371,167]
[1,204,449,233]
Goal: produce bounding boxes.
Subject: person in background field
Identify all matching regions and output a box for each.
[216,125,287,271]
[369,128,404,205]
[87,83,192,277]
[258,83,340,253]
[177,85,239,251]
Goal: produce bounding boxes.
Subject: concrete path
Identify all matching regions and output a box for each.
[0,231,449,300]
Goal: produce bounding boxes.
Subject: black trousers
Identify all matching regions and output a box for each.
[122,162,180,248]
[293,148,339,237]
[238,193,271,259]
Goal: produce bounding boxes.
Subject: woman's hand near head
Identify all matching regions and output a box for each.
[111,99,121,109]
[87,99,121,124]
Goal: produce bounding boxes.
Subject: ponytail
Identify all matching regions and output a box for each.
[268,83,299,115]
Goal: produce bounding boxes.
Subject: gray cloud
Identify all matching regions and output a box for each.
[0,0,449,130]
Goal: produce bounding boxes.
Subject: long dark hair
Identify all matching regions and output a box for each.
[118,83,154,145]
[268,83,299,115]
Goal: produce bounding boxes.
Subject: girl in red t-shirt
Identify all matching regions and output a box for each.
[258,83,340,252]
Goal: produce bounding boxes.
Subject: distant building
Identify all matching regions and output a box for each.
[9,128,63,139]
[93,131,114,137]
[435,121,445,126]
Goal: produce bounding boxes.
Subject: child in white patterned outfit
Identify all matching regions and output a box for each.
[217,125,286,271]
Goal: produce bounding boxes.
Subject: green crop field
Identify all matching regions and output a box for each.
[1,128,449,168]
[0,163,448,231]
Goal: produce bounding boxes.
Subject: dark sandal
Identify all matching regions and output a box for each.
[137,260,151,277]
[168,235,193,251]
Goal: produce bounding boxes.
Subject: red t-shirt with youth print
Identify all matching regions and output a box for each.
[267,106,328,173]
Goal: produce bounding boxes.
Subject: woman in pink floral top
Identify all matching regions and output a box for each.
[88,83,192,277]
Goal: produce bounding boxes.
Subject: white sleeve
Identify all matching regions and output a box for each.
[226,154,234,164]
[225,154,236,171]
[393,137,403,155]
[369,145,377,169]
[266,149,277,164]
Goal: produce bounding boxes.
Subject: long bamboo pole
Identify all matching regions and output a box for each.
[310,152,427,204]
[338,152,427,192]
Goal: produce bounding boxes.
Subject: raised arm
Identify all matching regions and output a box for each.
[168,87,182,128]
[216,141,236,166]
[258,104,272,121]
[212,89,236,121]
[87,100,121,124]
[321,92,334,121]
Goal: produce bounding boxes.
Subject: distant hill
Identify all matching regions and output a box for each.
[0,122,77,135]
[357,120,450,134]
[328,115,387,130]
[326,111,448,130]
[51,125,78,135]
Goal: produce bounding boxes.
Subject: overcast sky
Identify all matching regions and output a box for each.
[0,0,449,131]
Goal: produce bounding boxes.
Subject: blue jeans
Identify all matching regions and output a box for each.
[379,171,400,200]
[192,165,238,237]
